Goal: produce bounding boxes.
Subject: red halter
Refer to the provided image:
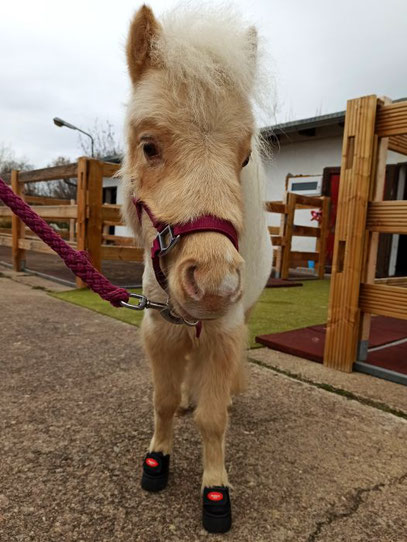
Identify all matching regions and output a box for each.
[133,198,239,293]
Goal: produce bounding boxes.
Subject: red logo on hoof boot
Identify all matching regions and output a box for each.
[207,491,223,501]
[145,457,159,467]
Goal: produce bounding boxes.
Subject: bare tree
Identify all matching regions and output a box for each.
[78,119,123,159]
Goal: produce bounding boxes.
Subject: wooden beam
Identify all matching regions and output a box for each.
[102,234,135,246]
[388,134,407,155]
[17,237,76,255]
[281,192,296,279]
[268,226,280,235]
[76,158,88,288]
[265,201,286,214]
[376,100,407,137]
[316,196,330,279]
[290,251,319,264]
[86,159,103,272]
[271,236,284,246]
[11,170,26,270]
[292,225,321,237]
[14,205,78,220]
[0,233,12,247]
[366,201,407,233]
[324,95,378,372]
[25,195,72,206]
[102,162,120,178]
[101,204,122,224]
[0,207,13,218]
[359,284,407,320]
[290,193,324,208]
[101,245,144,262]
[358,115,390,360]
[18,163,77,184]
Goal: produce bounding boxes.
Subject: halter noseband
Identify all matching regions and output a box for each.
[133,198,239,333]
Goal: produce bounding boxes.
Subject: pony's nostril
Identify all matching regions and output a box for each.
[183,265,203,301]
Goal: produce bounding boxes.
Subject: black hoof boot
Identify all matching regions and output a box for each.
[141,451,170,492]
[202,486,232,533]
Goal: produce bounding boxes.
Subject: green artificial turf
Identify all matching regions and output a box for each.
[51,279,330,348]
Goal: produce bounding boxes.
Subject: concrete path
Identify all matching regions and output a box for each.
[0,274,406,542]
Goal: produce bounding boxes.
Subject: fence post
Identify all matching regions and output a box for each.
[69,199,75,242]
[324,96,378,372]
[281,192,296,280]
[75,157,103,288]
[316,196,330,279]
[86,158,103,272]
[76,157,88,288]
[11,170,26,271]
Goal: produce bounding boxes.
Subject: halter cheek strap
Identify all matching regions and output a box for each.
[133,197,239,295]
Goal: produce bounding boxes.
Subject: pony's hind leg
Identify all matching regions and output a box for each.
[141,315,190,491]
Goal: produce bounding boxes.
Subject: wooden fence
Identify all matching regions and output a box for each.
[266,193,330,279]
[0,157,143,287]
[324,95,407,372]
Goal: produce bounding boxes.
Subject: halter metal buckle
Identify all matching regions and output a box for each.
[157,225,181,256]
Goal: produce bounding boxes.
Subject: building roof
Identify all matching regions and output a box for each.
[261,111,345,139]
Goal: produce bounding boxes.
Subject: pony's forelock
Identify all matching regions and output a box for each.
[150,5,262,104]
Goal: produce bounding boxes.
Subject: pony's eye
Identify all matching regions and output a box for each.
[242,153,251,168]
[143,142,160,160]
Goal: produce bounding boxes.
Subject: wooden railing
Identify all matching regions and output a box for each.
[0,157,144,287]
[324,95,407,372]
[266,192,330,279]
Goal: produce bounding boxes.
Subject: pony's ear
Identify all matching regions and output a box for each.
[246,26,258,64]
[126,5,160,85]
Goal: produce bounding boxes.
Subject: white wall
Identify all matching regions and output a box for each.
[263,136,405,253]
[103,177,132,237]
[263,136,343,252]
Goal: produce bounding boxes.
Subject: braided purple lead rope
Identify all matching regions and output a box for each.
[0,177,130,307]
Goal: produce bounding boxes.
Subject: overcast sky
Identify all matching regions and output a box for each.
[1,0,407,168]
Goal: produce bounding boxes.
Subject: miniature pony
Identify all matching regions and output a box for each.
[120,5,272,533]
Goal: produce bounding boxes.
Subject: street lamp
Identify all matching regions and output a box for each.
[53,117,95,157]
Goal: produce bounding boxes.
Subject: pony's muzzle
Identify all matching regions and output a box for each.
[176,258,243,320]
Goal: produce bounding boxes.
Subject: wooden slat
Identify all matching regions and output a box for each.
[102,162,120,178]
[290,251,319,264]
[265,201,286,214]
[290,193,324,208]
[271,236,284,246]
[20,205,78,220]
[18,163,77,184]
[324,95,378,372]
[25,195,72,206]
[102,234,135,246]
[101,245,144,262]
[358,119,390,360]
[101,204,122,223]
[0,233,12,247]
[375,276,407,287]
[11,170,25,270]
[359,284,407,320]
[76,158,88,288]
[17,237,76,255]
[292,225,321,237]
[268,226,280,235]
[366,201,407,234]
[376,101,407,137]
[281,192,296,279]
[86,159,103,272]
[388,134,407,155]
[0,207,12,218]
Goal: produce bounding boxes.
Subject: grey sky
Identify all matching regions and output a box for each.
[1,0,406,168]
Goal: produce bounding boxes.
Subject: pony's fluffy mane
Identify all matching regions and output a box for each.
[151,5,262,105]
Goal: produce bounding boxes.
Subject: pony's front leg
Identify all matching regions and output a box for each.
[141,314,189,491]
[194,324,246,533]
